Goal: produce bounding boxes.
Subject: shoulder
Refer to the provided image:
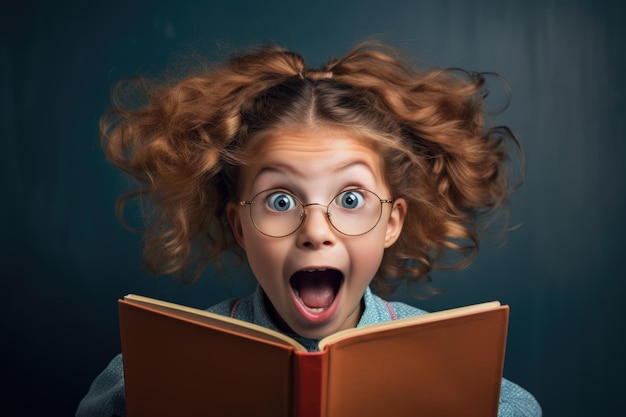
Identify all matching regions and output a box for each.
[206,288,268,324]
[76,354,127,417]
[206,294,253,319]
[358,287,427,327]
[206,297,237,316]
[386,299,429,319]
[499,378,542,416]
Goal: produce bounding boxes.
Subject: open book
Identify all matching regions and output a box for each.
[119,294,509,417]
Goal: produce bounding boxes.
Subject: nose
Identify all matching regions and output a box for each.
[296,204,336,249]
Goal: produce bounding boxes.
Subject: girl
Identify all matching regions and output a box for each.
[77,42,541,416]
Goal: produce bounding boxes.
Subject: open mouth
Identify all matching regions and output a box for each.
[290,268,343,313]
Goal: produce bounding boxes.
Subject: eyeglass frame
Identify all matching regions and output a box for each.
[239,188,394,238]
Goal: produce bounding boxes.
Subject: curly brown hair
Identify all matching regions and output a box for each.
[101,41,523,296]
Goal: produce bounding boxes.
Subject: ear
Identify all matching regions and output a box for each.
[226,202,246,251]
[384,198,407,248]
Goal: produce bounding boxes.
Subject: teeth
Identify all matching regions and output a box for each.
[304,268,327,272]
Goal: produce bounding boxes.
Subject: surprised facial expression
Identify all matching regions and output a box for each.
[227,128,406,340]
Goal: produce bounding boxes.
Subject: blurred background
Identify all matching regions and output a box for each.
[3,0,624,415]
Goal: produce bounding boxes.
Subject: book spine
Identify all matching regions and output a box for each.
[295,351,328,417]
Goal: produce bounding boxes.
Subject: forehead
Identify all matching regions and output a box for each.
[241,127,387,181]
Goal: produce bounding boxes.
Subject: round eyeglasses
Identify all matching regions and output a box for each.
[239,188,393,238]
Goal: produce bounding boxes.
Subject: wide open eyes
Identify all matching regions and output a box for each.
[266,192,298,212]
[242,188,391,237]
[335,190,365,210]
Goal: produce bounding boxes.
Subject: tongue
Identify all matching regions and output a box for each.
[299,279,335,308]
[292,271,340,309]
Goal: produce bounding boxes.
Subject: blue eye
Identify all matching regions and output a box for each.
[338,190,364,209]
[266,192,297,212]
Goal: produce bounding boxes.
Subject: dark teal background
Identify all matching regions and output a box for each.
[3,1,625,416]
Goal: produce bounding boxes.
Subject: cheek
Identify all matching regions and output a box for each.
[241,229,287,284]
[348,230,387,276]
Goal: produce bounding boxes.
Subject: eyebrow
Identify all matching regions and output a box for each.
[253,160,378,182]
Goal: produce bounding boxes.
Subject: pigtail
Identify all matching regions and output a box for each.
[100,46,305,281]
[324,43,521,294]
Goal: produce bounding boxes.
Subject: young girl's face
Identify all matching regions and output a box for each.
[227,127,406,340]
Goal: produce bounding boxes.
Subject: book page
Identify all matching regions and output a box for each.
[318,301,501,350]
[124,294,307,351]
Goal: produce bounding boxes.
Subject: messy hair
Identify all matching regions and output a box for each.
[101,41,523,296]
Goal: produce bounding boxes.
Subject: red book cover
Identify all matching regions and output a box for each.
[119,294,508,417]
